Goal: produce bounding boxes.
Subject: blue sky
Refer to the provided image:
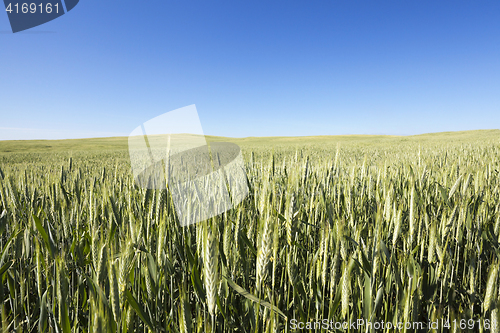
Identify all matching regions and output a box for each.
[1,0,500,140]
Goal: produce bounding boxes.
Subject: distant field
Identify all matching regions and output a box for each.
[0,129,498,153]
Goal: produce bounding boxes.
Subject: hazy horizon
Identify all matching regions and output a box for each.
[1,128,498,142]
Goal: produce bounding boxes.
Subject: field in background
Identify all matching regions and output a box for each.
[0,129,499,332]
[1,129,499,153]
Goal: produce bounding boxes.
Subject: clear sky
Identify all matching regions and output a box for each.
[1,0,500,140]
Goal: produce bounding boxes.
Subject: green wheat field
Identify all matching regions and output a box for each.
[0,129,499,332]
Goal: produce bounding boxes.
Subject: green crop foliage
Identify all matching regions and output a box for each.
[0,129,499,332]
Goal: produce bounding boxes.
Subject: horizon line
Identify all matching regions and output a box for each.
[0,128,498,142]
